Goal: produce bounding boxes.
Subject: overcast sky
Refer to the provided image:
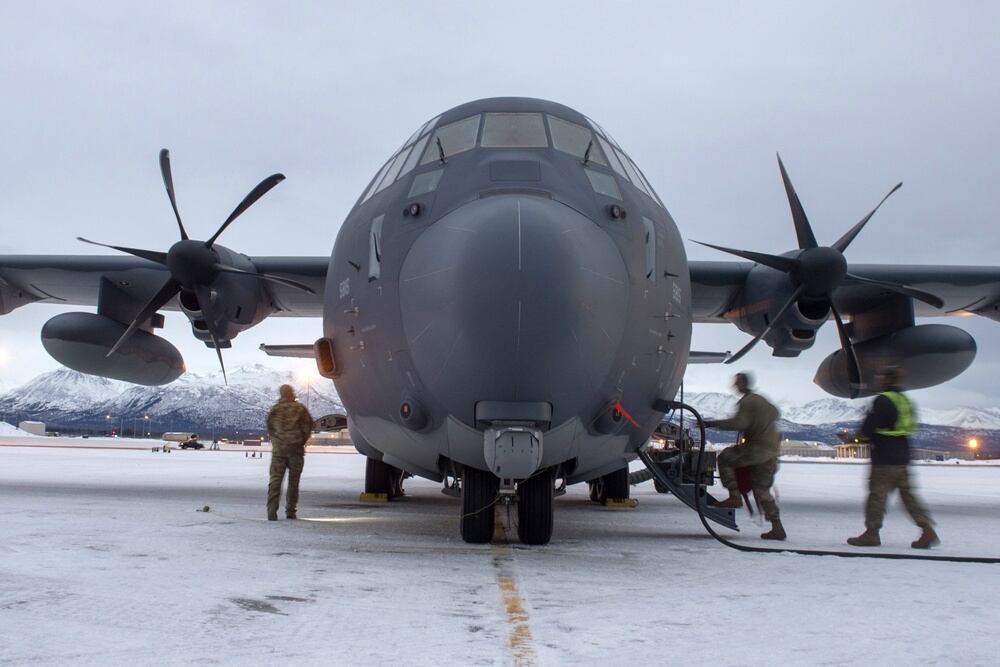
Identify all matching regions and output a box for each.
[1,2,999,407]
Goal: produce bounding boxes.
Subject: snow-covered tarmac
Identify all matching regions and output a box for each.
[2,445,999,665]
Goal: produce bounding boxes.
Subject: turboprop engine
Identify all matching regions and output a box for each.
[41,312,185,385]
[814,323,976,398]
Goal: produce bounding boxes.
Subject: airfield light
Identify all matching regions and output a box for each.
[969,438,979,450]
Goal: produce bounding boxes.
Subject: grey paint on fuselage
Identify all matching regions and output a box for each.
[324,97,692,483]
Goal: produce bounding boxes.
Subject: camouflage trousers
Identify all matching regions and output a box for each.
[267,454,304,517]
[717,445,781,521]
[864,464,933,530]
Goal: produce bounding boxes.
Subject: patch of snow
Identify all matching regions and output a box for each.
[0,421,35,436]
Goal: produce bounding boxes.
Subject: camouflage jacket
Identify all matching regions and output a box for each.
[266,398,314,456]
[710,391,781,456]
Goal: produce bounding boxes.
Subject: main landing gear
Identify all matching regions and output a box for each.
[365,457,405,499]
[588,466,630,504]
[460,465,555,546]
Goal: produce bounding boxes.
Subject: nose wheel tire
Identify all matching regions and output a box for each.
[365,457,405,499]
[517,468,554,545]
[461,466,499,543]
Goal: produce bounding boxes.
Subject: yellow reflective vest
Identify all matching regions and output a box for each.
[875,391,915,437]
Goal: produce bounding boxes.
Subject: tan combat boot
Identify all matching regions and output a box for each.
[847,529,881,547]
[761,519,786,540]
[911,526,939,549]
[713,489,743,510]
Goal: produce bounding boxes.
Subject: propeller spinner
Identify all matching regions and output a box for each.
[695,154,944,397]
[78,149,316,384]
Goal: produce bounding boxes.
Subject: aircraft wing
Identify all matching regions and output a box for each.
[690,261,1000,322]
[689,260,1000,397]
[0,255,328,317]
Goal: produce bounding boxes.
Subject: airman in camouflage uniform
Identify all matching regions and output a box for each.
[266,384,314,520]
[703,372,786,540]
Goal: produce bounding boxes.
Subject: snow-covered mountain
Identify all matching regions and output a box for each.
[679,391,1000,430]
[0,365,343,435]
[2,367,999,434]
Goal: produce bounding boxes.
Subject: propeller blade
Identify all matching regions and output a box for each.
[105,278,180,358]
[830,303,863,397]
[692,241,799,273]
[159,149,189,241]
[212,264,317,295]
[205,173,286,248]
[832,182,904,253]
[725,285,805,364]
[195,285,228,385]
[777,154,818,250]
[843,273,945,309]
[77,237,168,265]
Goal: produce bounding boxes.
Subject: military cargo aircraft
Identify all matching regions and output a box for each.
[1,97,995,544]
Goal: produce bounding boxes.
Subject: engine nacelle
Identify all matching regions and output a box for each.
[177,247,277,345]
[41,312,185,385]
[814,324,976,398]
[733,267,829,357]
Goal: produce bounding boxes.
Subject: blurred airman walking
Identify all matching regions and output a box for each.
[847,367,939,549]
[704,372,786,540]
[266,384,314,520]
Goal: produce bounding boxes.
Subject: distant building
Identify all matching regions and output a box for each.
[834,442,869,459]
[834,443,973,461]
[18,421,46,437]
[780,440,836,458]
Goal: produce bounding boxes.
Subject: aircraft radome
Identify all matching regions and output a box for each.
[2,97,995,544]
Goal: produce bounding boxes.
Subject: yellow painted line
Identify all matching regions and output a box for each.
[491,508,538,666]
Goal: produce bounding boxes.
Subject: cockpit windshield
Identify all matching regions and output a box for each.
[360,109,662,207]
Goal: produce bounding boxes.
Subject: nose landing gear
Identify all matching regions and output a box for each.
[458,465,556,545]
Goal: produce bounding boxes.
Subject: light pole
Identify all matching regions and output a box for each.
[144,415,150,438]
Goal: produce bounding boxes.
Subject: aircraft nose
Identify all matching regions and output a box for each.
[399,195,629,426]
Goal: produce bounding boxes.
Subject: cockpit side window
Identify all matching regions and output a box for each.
[420,115,481,165]
[547,115,607,165]
[398,133,430,180]
[401,114,441,149]
[360,114,444,205]
[618,150,652,198]
[361,158,395,203]
[374,146,412,195]
[585,168,621,199]
[585,117,664,206]
[481,113,548,148]
[597,136,629,181]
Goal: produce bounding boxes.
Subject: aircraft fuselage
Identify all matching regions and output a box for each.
[324,97,691,495]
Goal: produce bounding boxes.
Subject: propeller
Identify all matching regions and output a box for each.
[694,154,944,397]
[79,149,316,383]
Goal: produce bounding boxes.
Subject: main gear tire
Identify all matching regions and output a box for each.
[588,479,601,502]
[365,457,404,498]
[460,465,499,544]
[517,469,554,545]
[598,467,630,502]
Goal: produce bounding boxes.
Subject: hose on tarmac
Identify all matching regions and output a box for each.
[656,401,1000,564]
